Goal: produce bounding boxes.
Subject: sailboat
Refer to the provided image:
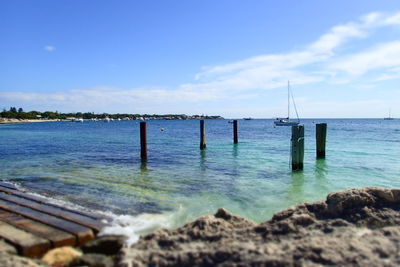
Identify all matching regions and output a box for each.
[384,109,394,120]
[274,81,300,126]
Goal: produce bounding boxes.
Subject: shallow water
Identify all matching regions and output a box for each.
[1,119,399,241]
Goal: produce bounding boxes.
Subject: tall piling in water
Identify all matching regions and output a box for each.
[291,125,304,171]
[140,121,147,160]
[233,120,238,144]
[316,123,327,158]
[200,120,206,150]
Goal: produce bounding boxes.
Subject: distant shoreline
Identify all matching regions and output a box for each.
[1,108,224,122]
[0,117,226,124]
[0,118,62,124]
[0,118,396,125]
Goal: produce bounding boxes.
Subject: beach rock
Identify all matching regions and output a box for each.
[117,187,400,266]
[41,246,82,266]
[69,253,113,267]
[0,252,48,267]
[81,234,128,255]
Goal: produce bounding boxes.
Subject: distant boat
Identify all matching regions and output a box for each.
[274,118,299,126]
[384,109,394,120]
[243,118,253,120]
[104,117,110,122]
[274,81,300,126]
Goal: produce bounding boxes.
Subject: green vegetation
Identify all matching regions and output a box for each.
[0,107,223,120]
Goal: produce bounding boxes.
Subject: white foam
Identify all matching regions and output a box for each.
[99,205,187,246]
[19,187,186,246]
[5,183,193,246]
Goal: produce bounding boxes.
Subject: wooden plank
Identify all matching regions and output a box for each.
[0,221,50,258]
[0,209,76,247]
[0,199,94,245]
[0,192,106,232]
[0,181,18,190]
[0,184,108,220]
[0,184,109,221]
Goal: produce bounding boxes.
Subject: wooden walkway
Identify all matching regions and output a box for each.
[0,182,110,258]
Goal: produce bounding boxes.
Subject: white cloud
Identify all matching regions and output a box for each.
[360,12,383,25]
[329,41,400,76]
[383,12,400,25]
[44,45,56,52]
[191,11,400,92]
[0,86,222,113]
[308,22,367,54]
[373,67,400,82]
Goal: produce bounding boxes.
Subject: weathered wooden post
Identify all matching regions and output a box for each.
[200,120,206,150]
[233,120,238,144]
[140,121,147,160]
[291,125,304,171]
[316,123,327,158]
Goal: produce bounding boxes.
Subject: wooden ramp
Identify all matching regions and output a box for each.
[0,182,110,258]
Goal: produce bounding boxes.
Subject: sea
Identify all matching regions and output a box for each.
[1,119,399,244]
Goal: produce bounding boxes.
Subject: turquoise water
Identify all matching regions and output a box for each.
[1,119,400,239]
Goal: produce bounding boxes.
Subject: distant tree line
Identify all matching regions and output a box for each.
[0,107,223,120]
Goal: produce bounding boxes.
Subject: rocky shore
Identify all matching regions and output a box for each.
[1,186,399,266]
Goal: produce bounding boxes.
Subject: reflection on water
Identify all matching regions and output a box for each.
[315,159,328,180]
[140,160,148,173]
[312,158,330,197]
[287,170,305,204]
[200,150,207,171]
[231,144,239,178]
[286,159,332,205]
[232,144,239,158]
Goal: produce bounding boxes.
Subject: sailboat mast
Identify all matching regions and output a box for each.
[287,81,290,119]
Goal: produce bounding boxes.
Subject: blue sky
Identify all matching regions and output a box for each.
[1,0,400,118]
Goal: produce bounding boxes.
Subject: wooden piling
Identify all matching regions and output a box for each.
[233,120,238,144]
[291,125,304,171]
[140,122,147,160]
[200,120,206,150]
[316,123,327,158]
